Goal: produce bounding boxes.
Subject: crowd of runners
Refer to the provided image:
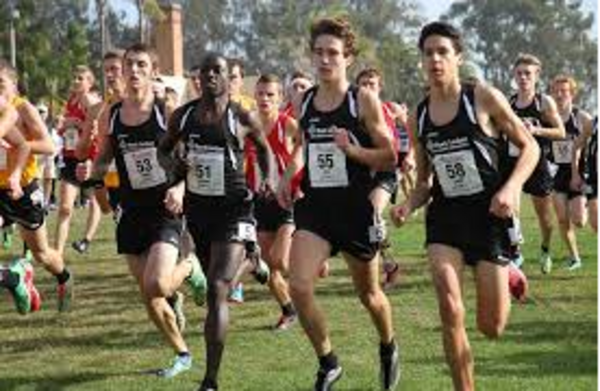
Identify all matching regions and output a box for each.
[0,18,596,391]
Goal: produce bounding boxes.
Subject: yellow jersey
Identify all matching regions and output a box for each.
[0,96,38,188]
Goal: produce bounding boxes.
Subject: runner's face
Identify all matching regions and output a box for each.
[312,35,350,83]
[0,71,17,98]
[124,51,155,91]
[229,65,244,96]
[189,71,201,94]
[552,81,573,108]
[288,77,312,102]
[103,58,124,92]
[358,76,381,95]
[255,82,281,114]
[422,35,462,86]
[200,57,228,98]
[514,64,539,93]
[71,71,93,93]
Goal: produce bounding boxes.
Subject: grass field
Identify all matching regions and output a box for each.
[0,200,597,391]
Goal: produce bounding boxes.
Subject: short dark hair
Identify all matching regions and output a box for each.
[103,50,124,62]
[257,73,281,86]
[290,69,313,83]
[356,67,383,86]
[124,43,159,69]
[228,58,245,78]
[310,17,359,57]
[418,21,463,53]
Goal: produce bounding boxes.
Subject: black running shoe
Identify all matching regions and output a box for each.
[71,239,90,254]
[380,342,400,391]
[314,365,343,391]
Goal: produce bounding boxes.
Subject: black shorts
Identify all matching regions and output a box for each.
[108,187,121,211]
[585,171,598,200]
[185,198,256,261]
[59,156,85,187]
[374,171,398,198]
[255,196,293,232]
[0,181,45,231]
[116,207,182,255]
[426,199,511,266]
[523,159,555,197]
[553,166,583,199]
[294,194,382,262]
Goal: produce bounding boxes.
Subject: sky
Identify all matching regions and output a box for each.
[417,0,597,34]
[107,0,598,36]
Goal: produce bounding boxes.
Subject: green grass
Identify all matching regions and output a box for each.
[0,199,596,391]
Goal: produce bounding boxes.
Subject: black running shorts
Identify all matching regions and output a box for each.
[116,207,182,255]
[0,181,45,231]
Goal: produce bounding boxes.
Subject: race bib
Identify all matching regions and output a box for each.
[237,222,257,242]
[552,140,573,164]
[508,141,521,157]
[0,147,7,170]
[64,127,79,151]
[123,147,167,189]
[187,146,225,196]
[433,150,484,198]
[308,143,348,188]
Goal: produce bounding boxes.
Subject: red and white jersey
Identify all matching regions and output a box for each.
[245,110,294,193]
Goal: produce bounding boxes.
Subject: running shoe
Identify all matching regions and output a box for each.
[228,282,244,304]
[380,341,400,391]
[274,313,297,331]
[252,258,270,285]
[7,259,31,314]
[71,238,90,254]
[186,255,207,307]
[314,365,343,391]
[57,272,74,312]
[567,258,582,271]
[508,263,528,302]
[157,353,192,378]
[539,251,552,274]
[22,260,41,313]
[511,253,525,269]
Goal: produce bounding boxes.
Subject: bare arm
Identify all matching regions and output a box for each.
[532,94,566,140]
[76,101,104,160]
[340,88,396,171]
[0,105,18,139]
[571,112,594,189]
[240,110,272,184]
[3,127,30,198]
[481,84,539,217]
[18,101,56,155]
[390,112,431,226]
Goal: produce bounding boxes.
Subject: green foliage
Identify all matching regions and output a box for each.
[444,0,597,109]
[0,0,91,111]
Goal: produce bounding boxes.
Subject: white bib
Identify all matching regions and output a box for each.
[433,150,484,198]
[0,147,7,170]
[123,147,167,189]
[508,141,521,157]
[187,146,225,196]
[399,136,410,153]
[64,127,79,151]
[552,140,573,164]
[308,143,348,188]
[236,222,257,242]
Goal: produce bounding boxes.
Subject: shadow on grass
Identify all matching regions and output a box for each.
[0,367,192,391]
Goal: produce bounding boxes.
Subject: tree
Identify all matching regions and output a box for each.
[443,0,597,109]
